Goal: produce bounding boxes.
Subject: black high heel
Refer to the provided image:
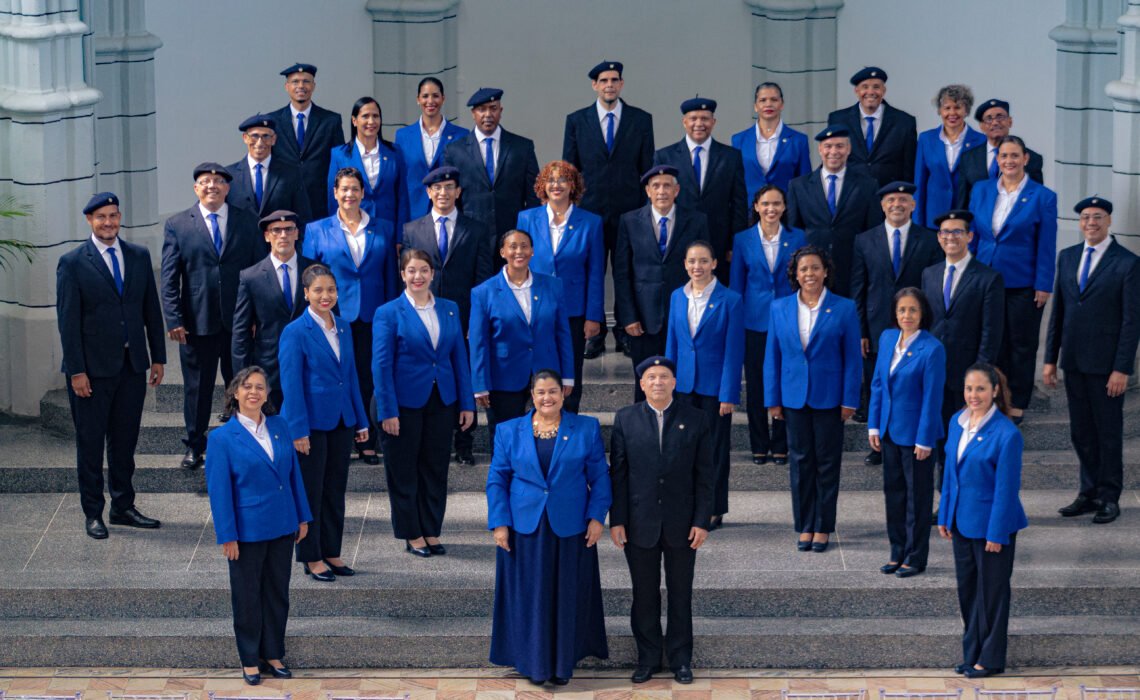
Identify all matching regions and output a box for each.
[405,540,431,557]
[303,563,336,582]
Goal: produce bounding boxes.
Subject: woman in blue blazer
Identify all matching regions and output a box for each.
[469,229,575,446]
[913,85,987,228]
[326,96,406,227]
[516,160,605,414]
[205,366,311,685]
[278,264,369,582]
[731,82,812,201]
[487,370,611,685]
[394,77,469,225]
[303,166,398,464]
[868,288,946,577]
[938,363,1027,678]
[373,249,475,558]
[729,184,806,466]
[764,246,862,552]
[666,240,745,529]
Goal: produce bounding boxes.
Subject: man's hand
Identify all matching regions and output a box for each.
[768,406,783,421]
[938,525,952,540]
[71,373,93,398]
[624,322,644,337]
[861,338,870,358]
[1042,363,1058,388]
[688,526,709,550]
[869,434,881,451]
[476,395,491,408]
[148,364,164,387]
[610,524,627,549]
[841,407,856,421]
[1107,371,1129,398]
[168,327,188,344]
[382,418,400,436]
[1034,291,1051,308]
[459,410,475,430]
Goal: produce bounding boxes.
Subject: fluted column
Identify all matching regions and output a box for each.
[1107,1,1140,254]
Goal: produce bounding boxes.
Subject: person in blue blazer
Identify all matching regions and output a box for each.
[469,230,575,446]
[394,78,469,225]
[764,245,862,552]
[278,265,369,582]
[967,135,1058,421]
[326,97,406,228]
[516,161,605,413]
[205,366,311,685]
[867,288,946,577]
[486,370,611,685]
[373,249,476,557]
[731,82,812,201]
[666,241,744,528]
[937,363,1028,679]
[729,184,806,466]
[303,166,398,464]
[913,86,987,228]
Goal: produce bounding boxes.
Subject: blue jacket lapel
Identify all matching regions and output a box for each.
[548,413,573,479]
[561,208,585,259]
[693,283,726,338]
[530,212,554,261]
[807,293,835,348]
[517,412,546,484]
[232,420,276,469]
[303,311,340,365]
[495,273,530,327]
[399,294,433,350]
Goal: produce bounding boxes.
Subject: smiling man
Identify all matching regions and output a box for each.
[827,67,917,187]
[953,99,1045,209]
[225,114,311,232]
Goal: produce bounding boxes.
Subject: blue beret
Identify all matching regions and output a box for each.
[934,209,974,227]
[239,114,276,132]
[636,355,676,378]
[640,164,679,186]
[588,61,623,80]
[1074,196,1112,215]
[876,181,917,198]
[850,66,887,85]
[193,162,232,182]
[815,125,851,141]
[681,97,717,114]
[422,166,461,187]
[975,99,1011,122]
[280,63,317,77]
[83,192,119,215]
[467,87,503,107]
[258,210,299,230]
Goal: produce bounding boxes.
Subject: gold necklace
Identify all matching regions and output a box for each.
[533,418,560,439]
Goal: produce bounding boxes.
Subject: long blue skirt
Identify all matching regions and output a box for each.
[489,513,609,680]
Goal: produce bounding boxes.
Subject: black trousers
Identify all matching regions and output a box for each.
[677,392,733,516]
[784,406,843,533]
[952,527,1016,670]
[565,315,586,413]
[228,533,293,666]
[180,331,233,452]
[882,435,934,568]
[624,539,697,670]
[486,389,531,452]
[744,330,787,456]
[66,351,146,519]
[382,386,456,540]
[996,287,1043,410]
[1066,370,1125,504]
[628,330,667,403]
[860,350,877,414]
[295,424,353,562]
[350,319,379,453]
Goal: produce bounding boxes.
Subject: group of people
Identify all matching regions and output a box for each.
[54,57,1139,686]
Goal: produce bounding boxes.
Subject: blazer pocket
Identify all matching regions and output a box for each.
[495,344,512,359]
[238,494,264,507]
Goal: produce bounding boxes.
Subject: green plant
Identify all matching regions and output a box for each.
[0,197,34,269]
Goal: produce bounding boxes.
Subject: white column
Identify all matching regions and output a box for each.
[1107,0,1140,254]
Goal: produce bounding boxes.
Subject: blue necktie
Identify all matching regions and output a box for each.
[864,116,875,153]
[943,264,955,310]
[988,148,999,179]
[254,163,264,210]
[438,216,449,261]
[892,228,902,278]
[281,263,293,312]
[692,145,703,192]
[208,213,222,254]
[826,174,837,217]
[658,217,668,257]
[107,247,124,295]
[605,112,615,153]
[1079,247,1094,292]
[296,113,306,151]
[484,137,495,184]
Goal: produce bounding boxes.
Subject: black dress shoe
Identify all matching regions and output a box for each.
[242,670,261,686]
[880,562,901,574]
[259,661,292,679]
[797,539,812,552]
[631,665,660,683]
[85,517,108,539]
[358,450,381,465]
[303,563,336,582]
[895,565,925,578]
[109,507,161,529]
[324,560,355,576]
[812,539,829,553]
[405,541,432,557]
[674,665,694,684]
[180,449,204,470]
[772,454,787,465]
[1059,495,1101,517]
[964,666,1004,679]
[1093,501,1121,524]
[550,677,570,686]
[864,450,882,466]
[852,408,868,423]
[527,677,547,686]
[583,336,605,359]
[427,543,447,555]
[455,448,475,466]
[954,663,972,675]
[753,453,770,465]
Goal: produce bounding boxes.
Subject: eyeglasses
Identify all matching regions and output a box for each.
[245,133,274,141]
[547,178,569,186]
[1079,213,1107,222]
[195,178,228,188]
[938,229,968,237]
[266,226,298,236]
[428,183,457,193]
[287,78,313,87]
[981,115,1010,125]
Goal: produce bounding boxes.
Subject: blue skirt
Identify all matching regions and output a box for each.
[489,512,609,680]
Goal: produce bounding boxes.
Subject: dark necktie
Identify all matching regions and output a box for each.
[892,229,902,277]
[1079,247,1095,292]
[943,264,955,310]
[864,116,875,152]
[208,213,222,254]
[254,163,264,210]
[658,217,668,257]
[296,113,306,151]
[826,174,837,217]
[107,247,123,295]
[438,216,449,261]
[281,263,293,312]
[484,137,495,184]
[605,112,615,153]
[692,145,703,192]
[988,148,999,179]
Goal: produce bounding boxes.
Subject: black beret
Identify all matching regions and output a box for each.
[467,87,503,107]
[635,355,676,379]
[850,66,888,85]
[193,162,232,182]
[239,114,276,132]
[814,125,850,141]
[975,99,1011,122]
[259,210,299,231]
[933,209,974,227]
[680,97,717,114]
[640,164,679,186]
[280,63,317,77]
[588,61,623,80]
[876,181,917,198]
[1074,196,1113,215]
[422,166,461,187]
[83,192,119,215]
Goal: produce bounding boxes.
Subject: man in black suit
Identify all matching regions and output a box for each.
[226,114,312,235]
[1045,197,1140,525]
[953,99,1045,210]
[402,165,494,465]
[57,193,166,539]
[610,356,714,685]
[654,97,747,285]
[613,165,710,401]
[161,163,264,469]
[786,125,884,296]
[267,63,344,220]
[231,210,311,411]
[827,67,917,187]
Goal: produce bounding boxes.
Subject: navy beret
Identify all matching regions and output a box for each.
[193,162,233,182]
[1074,196,1113,215]
[422,166,461,187]
[83,192,119,215]
[640,164,679,186]
[975,99,1011,123]
[850,66,887,85]
[934,209,974,227]
[259,210,299,230]
[636,355,676,379]
[239,114,276,132]
[467,87,503,108]
[876,181,917,198]
[814,125,851,141]
[680,97,717,114]
[588,61,623,80]
[280,63,317,77]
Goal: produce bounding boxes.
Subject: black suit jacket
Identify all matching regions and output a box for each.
[401,212,494,330]
[827,102,917,186]
[160,205,264,336]
[1045,239,1140,376]
[231,254,313,390]
[922,258,1004,392]
[267,102,344,219]
[952,143,1045,209]
[786,168,884,295]
[442,127,540,240]
[613,204,710,335]
[225,156,313,232]
[851,223,943,350]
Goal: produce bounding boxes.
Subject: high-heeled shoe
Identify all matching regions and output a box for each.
[964,666,1004,679]
[427,542,447,555]
[405,540,432,557]
[880,562,901,574]
[811,538,830,553]
[324,560,355,576]
[242,669,261,686]
[259,660,293,679]
[797,537,812,552]
[303,563,336,582]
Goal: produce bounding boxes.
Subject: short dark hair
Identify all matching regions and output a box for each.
[996,134,1027,154]
[498,228,533,249]
[786,245,834,291]
[964,362,1012,417]
[892,287,933,331]
[302,263,335,289]
[749,184,788,227]
[754,81,784,100]
[400,247,433,270]
[531,369,563,388]
[333,166,365,191]
[223,366,276,417]
[685,239,716,259]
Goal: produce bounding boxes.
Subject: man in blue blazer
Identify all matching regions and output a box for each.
[58,193,167,539]
[953,99,1045,210]
[827,67,917,187]
[393,81,469,223]
[1045,197,1140,524]
[731,81,812,201]
[225,114,312,235]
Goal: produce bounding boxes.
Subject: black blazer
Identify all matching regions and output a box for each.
[56,239,167,378]
[952,143,1045,210]
[401,212,494,330]
[442,127,540,239]
[225,156,313,232]
[267,102,344,219]
[851,223,943,351]
[160,205,264,335]
[562,101,654,229]
[827,102,917,186]
[1045,239,1140,375]
[785,168,884,296]
[231,254,313,390]
[613,203,710,335]
[922,258,1004,392]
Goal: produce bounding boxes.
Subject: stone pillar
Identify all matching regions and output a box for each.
[0,1,102,416]
[1107,0,1140,254]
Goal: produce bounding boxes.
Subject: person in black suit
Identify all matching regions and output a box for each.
[786,125,884,296]
[953,99,1045,210]
[1045,197,1140,525]
[827,67,917,187]
[563,60,655,358]
[267,63,345,220]
[613,165,711,401]
[442,87,539,248]
[654,97,747,285]
[610,356,714,685]
[226,115,312,236]
[231,210,312,410]
[161,163,264,469]
[57,193,166,539]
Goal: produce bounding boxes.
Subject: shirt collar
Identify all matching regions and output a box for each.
[198,202,228,221]
[798,287,827,309]
[1085,235,1112,255]
[958,402,998,432]
[432,207,456,223]
[822,165,847,179]
[596,99,623,122]
[684,277,717,299]
[404,289,435,309]
[860,102,885,121]
[307,305,336,330]
[759,223,784,242]
[271,251,297,270]
[885,219,912,236]
[247,153,271,169]
[235,411,265,434]
[479,125,502,142]
[356,138,379,157]
[939,127,966,147]
[997,173,1029,197]
[946,251,972,271]
[755,120,784,143]
[420,117,442,139]
[646,399,673,417]
[289,104,312,120]
[651,205,676,223]
[338,208,371,235]
[546,203,574,227]
[895,330,922,352]
[501,267,533,289]
[90,233,121,256]
[685,134,711,152]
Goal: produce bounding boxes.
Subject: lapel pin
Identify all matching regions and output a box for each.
[977,436,983,442]
[782,138,787,143]
[709,303,715,309]
[274,434,279,439]
[533,295,539,301]
[906,352,912,357]
[1021,198,1027,203]
[826,308,832,313]
[679,424,686,430]
[448,310,454,316]
[568,225,574,230]
[563,436,569,440]
[783,242,788,247]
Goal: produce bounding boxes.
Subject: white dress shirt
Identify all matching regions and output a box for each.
[1077,235,1112,283]
[502,267,533,323]
[885,220,912,263]
[860,102,885,142]
[957,403,998,461]
[939,128,967,170]
[271,252,298,298]
[820,166,846,204]
[596,98,622,142]
[648,399,673,449]
[759,225,782,272]
[90,234,126,279]
[797,288,827,349]
[684,278,717,336]
[650,205,676,248]
[479,126,502,170]
[547,204,573,253]
[236,411,274,460]
[198,203,229,245]
[755,121,783,172]
[290,104,312,144]
[943,253,972,302]
[308,306,340,360]
[420,117,443,165]
[340,209,372,267]
[246,154,271,192]
[686,135,710,191]
[992,174,1029,235]
[406,291,439,349]
[432,208,457,249]
[356,139,380,188]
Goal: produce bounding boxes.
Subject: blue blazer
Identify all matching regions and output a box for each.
[278,311,369,439]
[968,177,1058,292]
[764,291,862,410]
[326,141,406,228]
[728,225,806,332]
[468,271,574,394]
[731,123,812,201]
[665,283,745,404]
[205,415,312,544]
[394,119,469,224]
[486,411,612,537]
[938,409,1028,544]
[372,294,475,420]
[302,214,398,322]
[913,126,986,228]
[867,329,946,448]
[516,205,606,322]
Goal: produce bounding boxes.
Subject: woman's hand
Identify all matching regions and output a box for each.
[221,541,239,560]
[914,446,931,460]
[840,407,856,421]
[293,437,311,455]
[563,385,573,397]
[382,418,400,436]
[355,429,370,443]
[493,525,511,551]
[768,406,783,421]
[610,524,627,549]
[458,410,475,431]
[938,525,952,540]
[719,402,734,417]
[295,522,309,543]
[868,434,881,451]
[984,541,1003,553]
[476,395,491,408]
[584,519,603,547]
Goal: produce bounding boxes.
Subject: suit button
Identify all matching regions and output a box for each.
[279,485,283,490]
[659,478,664,484]
[432,362,436,367]
[658,499,662,504]
[543,489,549,494]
